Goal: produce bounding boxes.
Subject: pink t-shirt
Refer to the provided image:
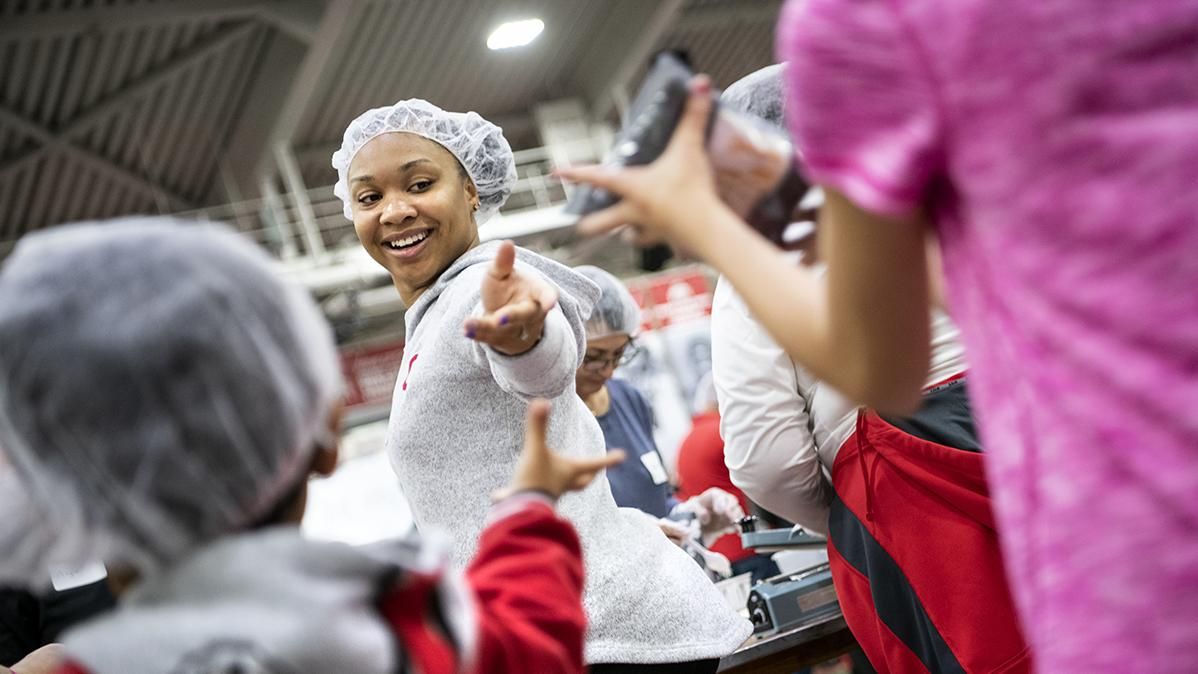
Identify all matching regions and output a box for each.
[779,1,1198,671]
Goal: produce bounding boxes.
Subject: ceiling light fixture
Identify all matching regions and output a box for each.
[487,18,545,50]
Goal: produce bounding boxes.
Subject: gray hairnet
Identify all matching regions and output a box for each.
[720,63,787,131]
[0,218,342,587]
[575,266,640,340]
[332,99,517,224]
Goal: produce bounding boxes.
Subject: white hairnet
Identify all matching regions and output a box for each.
[0,218,342,587]
[720,63,787,131]
[332,99,517,224]
[575,266,640,340]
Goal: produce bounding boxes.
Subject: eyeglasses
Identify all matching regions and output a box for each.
[581,341,642,371]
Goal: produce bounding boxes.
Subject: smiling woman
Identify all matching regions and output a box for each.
[348,134,480,305]
[331,100,751,671]
[333,99,514,307]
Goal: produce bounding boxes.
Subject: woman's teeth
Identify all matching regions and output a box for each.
[388,231,429,249]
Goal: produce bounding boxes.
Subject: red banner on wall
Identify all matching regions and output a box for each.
[625,268,713,333]
[340,340,406,410]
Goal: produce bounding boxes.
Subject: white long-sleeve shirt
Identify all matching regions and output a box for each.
[710,272,966,534]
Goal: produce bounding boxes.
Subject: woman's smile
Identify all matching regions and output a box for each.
[380,227,434,260]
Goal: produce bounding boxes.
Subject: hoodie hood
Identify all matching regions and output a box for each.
[63,528,407,674]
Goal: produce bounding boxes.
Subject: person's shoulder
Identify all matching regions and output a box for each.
[711,275,747,317]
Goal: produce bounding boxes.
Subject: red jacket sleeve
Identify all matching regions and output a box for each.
[465,496,586,674]
[380,496,586,674]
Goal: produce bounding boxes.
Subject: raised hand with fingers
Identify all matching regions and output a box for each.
[498,399,625,502]
[464,240,560,356]
[554,75,738,256]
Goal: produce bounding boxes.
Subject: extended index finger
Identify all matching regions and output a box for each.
[567,450,626,490]
[523,399,551,455]
[553,164,629,195]
[584,449,625,470]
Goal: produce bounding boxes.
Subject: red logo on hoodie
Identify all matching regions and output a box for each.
[401,353,419,391]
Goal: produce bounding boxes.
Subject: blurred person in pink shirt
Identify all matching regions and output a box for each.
[558,1,1198,670]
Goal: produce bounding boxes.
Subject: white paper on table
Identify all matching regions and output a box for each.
[715,572,753,614]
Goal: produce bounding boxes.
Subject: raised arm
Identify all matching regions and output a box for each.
[703,189,931,414]
[556,82,930,414]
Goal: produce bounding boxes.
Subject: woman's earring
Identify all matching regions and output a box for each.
[472,202,480,212]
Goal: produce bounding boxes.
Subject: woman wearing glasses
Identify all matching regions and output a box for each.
[574,266,744,547]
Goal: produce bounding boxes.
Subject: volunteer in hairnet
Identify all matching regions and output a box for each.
[334,100,750,672]
[573,266,744,549]
[0,219,624,674]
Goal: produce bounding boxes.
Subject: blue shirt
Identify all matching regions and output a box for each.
[596,378,679,518]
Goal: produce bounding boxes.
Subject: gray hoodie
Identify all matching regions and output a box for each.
[386,241,751,664]
[64,529,441,673]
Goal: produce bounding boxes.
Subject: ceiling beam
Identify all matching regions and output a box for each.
[218,28,313,201]
[0,0,321,42]
[573,0,686,121]
[674,0,784,33]
[204,0,354,200]
[71,22,260,134]
[253,0,355,180]
[293,141,347,167]
[0,106,191,210]
[257,0,327,44]
[0,22,257,188]
[0,0,320,42]
[0,0,269,39]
